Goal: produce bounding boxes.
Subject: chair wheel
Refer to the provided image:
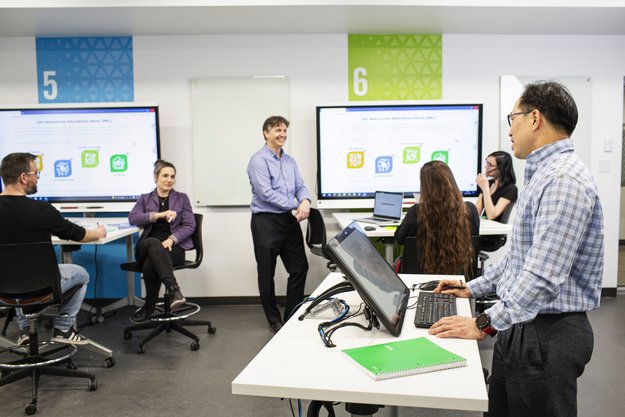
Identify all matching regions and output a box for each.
[190,341,200,351]
[208,326,216,334]
[138,344,145,354]
[88,378,97,391]
[123,331,132,340]
[67,361,77,370]
[90,315,98,324]
[104,357,115,368]
[97,315,105,324]
[25,403,37,415]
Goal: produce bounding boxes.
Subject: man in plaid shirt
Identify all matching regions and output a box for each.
[430,80,604,417]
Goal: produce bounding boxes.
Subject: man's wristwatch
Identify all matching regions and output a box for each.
[475,312,498,337]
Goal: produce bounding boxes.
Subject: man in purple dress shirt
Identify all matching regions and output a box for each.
[247,116,311,333]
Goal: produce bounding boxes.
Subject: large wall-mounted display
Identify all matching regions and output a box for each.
[0,104,160,212]
[316,103,482,208]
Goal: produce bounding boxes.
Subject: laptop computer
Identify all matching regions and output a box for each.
[356,191,404,225]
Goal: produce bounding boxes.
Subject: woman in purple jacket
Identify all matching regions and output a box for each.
[128,160,196,323]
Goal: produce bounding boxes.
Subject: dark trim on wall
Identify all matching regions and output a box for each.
[619,239,625,246]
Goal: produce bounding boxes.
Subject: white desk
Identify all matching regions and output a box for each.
[51,217,143,318]
[333,212,513,262]
[232,273,488,413]
[333,212,512,237]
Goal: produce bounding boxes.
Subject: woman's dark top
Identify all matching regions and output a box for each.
[394,201,480,244]
[148,197,172,242]
[478,183,518,222]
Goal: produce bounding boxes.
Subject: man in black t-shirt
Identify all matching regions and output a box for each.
[0,152,107,346]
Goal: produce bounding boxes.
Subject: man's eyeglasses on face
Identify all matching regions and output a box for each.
[24,170,40,178]
[507,110,533,127]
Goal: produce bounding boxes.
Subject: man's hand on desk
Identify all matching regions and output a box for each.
[428,315,488,340]
[81,224,107,242]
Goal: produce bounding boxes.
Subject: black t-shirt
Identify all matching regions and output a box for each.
[0,195,86,244]
[148,197,172,242]
[478,183,518,223]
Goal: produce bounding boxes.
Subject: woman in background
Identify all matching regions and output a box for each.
[395,160,479,278]
[476,151,518,251]
[128,159,195,322]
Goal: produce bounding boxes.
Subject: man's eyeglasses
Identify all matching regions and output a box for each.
[507,110,533,127]
[24,170,40,178]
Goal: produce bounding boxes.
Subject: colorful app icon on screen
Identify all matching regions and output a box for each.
[431,150,449,164]
[54,160,72,177]
[347,151,364,169]
[35,155,43,171]
[110,154,128,172]
[375,156,393,173]
[81,150,99,168]
[403,146,420,164]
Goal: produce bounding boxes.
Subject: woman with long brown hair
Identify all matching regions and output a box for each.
[395,161,479,278]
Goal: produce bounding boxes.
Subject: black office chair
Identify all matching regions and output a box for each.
[395,235,480,279]
[305,208,337,272]
[0,242,97,415]
[476,203,515,313]
[394,236,419,274]
[478,202,515,271]
[121,213,216,353]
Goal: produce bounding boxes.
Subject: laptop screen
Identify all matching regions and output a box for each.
[373,191,403,219]
[325,222,410,336]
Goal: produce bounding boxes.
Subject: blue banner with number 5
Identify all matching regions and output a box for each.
[36,36,134,103]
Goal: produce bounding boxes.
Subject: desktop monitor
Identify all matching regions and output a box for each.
[0,103,160,212]
[316,102,483,208]
[325,222,410,336]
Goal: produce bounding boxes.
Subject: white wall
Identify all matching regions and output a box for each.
[0,33,622,296]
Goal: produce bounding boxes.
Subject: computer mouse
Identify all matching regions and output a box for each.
[364,226,376,231]
[418,280,440,291]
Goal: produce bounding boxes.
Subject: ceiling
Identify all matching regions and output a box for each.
[1,3,625,37]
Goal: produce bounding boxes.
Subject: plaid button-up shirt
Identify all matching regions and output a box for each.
[469,139,604,330]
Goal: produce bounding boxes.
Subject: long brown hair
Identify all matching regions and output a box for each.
[417,161,474,277]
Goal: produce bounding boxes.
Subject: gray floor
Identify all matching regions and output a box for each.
[1,296,624,417]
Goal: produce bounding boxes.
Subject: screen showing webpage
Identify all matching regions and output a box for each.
[0,106,160,202]
[317,104,482,199]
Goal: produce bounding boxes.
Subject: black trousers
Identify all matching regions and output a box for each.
[135,237,185,305]
[486,312,594,417]
[251,212,308,324]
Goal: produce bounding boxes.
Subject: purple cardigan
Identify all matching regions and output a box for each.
[128,189,196,250]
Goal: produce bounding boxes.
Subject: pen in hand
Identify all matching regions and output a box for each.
[441,285,466,290]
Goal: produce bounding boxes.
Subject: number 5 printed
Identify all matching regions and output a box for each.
[42,71,58,100]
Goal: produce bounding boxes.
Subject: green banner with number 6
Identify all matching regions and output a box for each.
[348,34,442,101]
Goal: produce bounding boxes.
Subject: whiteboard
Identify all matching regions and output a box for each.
[191,77,289,206]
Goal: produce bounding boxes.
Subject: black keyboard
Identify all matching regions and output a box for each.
[414,292,457,328]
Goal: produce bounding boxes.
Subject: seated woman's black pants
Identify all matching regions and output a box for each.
[135,237,185,305]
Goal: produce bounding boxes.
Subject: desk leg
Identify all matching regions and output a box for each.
[100,235,144,315]
[388,406,399,417]
[381,237,395,264]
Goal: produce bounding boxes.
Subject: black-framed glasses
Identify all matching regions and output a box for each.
[507,110,533,127]
[484,159,497,169]
[24,170,40,178]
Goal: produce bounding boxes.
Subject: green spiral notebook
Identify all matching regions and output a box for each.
[342,337,467,381]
